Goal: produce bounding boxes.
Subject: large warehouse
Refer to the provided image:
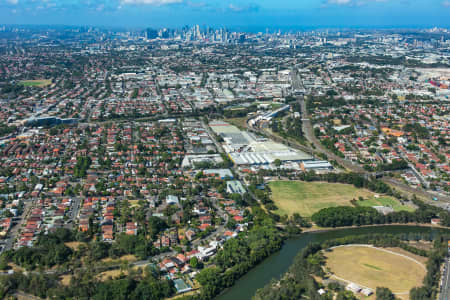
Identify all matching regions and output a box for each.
[209,120,259,152]
[209,121,313,166]
[229,142,313,166]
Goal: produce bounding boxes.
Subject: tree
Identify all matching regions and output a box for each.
[147,217,167,239]
[189,257,199,269]
[336,290,358,300]
[196,267,223,298]
[74,156,92,178]
[409,287,429,300]
[274,159,282,167]
[226,219,237,230]
[376,287,395,300]
[0,256,9,271]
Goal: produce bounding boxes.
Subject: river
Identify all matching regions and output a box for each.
[216,225,450,300]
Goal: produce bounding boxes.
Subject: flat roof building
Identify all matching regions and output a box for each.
[166,195,179,205]
[301,160,333,171]
[226,180,246,195]
[182,154,224,168]
[204,169,234,179]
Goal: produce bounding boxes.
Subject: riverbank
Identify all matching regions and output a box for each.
[302,222,447,234]
[216,225,450,300]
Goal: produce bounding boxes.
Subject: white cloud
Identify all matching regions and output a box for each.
[120,0,183,4]
[328,0,351,4]
[6,0,19,4]
[228,4,243,11]
[443,0,450,6]
[327,0,389,5]
[228,3,259,12]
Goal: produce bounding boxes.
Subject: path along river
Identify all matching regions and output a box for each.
[216,225,450,300]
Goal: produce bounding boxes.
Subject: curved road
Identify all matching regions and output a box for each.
[246,95,450,204]
[298,97,366,173]
[298,97,450,204]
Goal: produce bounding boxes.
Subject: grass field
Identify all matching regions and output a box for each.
[269,181,413,217]
[358,196,415,212]
[325,245,426,294]
[254,101,284,110]
[20,79,52,87]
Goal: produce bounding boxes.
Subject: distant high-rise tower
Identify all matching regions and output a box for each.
[195,25,201,40]
[146,28,158,39]
[161,28,169,39]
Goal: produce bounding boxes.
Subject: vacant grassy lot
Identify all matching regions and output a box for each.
[101,254,137,263]
[20,79,52,87]
[128,199,143,208]
[269,181,413,217]
[225,117,248,129]
[65,241,86,251]
[60,274,72,286]
[97,269,128,281]
[325,245,426,294]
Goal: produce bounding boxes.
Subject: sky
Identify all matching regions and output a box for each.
[1,0,449,30]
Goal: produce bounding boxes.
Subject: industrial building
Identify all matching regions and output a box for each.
[229,140,313,166]
[209,121,331,170]
[229,149,312,165]
[300,160,333,171]
[209,120,258,152]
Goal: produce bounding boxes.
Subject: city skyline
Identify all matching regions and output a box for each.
[1,0,450,29]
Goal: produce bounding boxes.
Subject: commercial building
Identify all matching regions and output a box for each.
[181,154,224,168]
[203,169,234,179]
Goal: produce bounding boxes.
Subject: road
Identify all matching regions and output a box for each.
[298,97,366,173]
[1,194,83,254]
[440,258,450,300]
[383,177,450,204]
[245,97,365,173]
[202,120,264,208]
[59,123,231,272]
[2,120,231,275]
[202,120,224,154]
[110,201,229,269]
[291,69,364,172]
[297,95,450,204]
[2,199,35,252]
[246,88,450,205]
[70,197,82,222]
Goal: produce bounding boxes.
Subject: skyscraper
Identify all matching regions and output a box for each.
[146,28,158,40]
